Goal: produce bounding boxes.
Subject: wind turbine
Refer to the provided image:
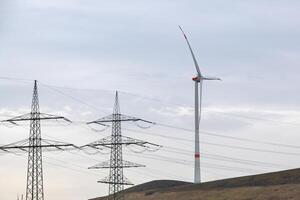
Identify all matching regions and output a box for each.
[179,26,221,183]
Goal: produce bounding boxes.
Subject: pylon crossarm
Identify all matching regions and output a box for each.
[0,148,10,153]
[88,114,153,123]
[83,136,147,147]
[42,138,77,146]
[122,136,162,150]
[39,113,72,123]
[133,120,156,129]
[1,112,71,124]
[83,136,161,150]
[98,181,134,185]
[125,143,162,153]
[98,176,134,185]
[0,139,29,152]
[89,160,145,169]
[87,121,109,127]
[0,138,78,153]
[83,145,106,150]
[0,146,28,153]
[41,144,78,152]
[81,136,112,148]
[39,138,79,151]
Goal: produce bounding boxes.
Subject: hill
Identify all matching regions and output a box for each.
[124,180,192,193]
[90,168,300,200]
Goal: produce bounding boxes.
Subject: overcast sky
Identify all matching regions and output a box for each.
[1,0,300,200]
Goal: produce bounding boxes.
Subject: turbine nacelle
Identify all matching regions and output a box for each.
[192,76,201,82]
[192,75,221,82]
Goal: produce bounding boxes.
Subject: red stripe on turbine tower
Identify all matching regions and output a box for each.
[195,153,200,158]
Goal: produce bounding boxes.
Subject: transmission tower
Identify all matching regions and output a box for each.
[85,91,160,200]
[0,80,77,200]
[17,194,24,200]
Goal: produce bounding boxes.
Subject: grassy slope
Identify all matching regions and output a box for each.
[126,184,300,200]
[90,168,300,200]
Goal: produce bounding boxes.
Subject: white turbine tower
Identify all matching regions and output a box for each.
[179,26,221,183]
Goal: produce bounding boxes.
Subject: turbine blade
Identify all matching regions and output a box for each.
[198,81,203,125]
[179,26,202,76]
[203,76,221,81]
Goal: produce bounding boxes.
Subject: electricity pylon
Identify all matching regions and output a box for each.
[17,194,24,200]
[0,80,77,200]
[85,92,160,200]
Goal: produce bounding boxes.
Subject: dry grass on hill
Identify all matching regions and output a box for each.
[90,168,300,200]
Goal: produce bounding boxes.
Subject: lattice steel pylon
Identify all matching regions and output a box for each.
[0,80,77,200]
[107,92,128,199]
[26,80,44,200]
[85,92,160,200]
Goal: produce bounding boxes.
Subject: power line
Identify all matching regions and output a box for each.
[30,81,300,128]
[125,145,289,170]
[0,76,33,84]
[2,77,300,127]
[155,123,300,149]
[125,151,262,174]
[159,146,290,168]
[123,127,300,157]
[213,111,300,127]
[31,81,300,150]
[2,79,298,171]
[12,152,105,177]
[39,82,110,115]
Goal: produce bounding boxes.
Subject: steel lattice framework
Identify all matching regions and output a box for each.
[0,80,77,200]
[85,92,160,200]
[26,80,44,200]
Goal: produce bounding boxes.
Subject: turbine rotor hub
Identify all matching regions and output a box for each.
[192,76,201,82]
